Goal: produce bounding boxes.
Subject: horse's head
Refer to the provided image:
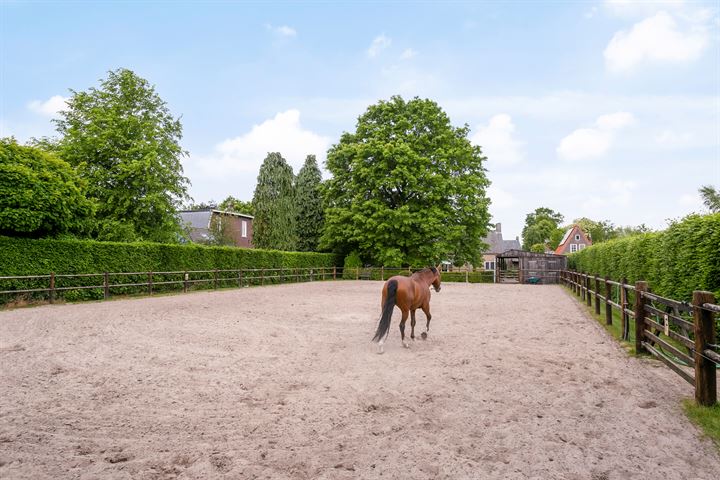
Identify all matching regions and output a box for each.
[431,265,441,292]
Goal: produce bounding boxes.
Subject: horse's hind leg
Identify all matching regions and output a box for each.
[399,309,409,348]
[422,304,432,336]
[410,310,416,341]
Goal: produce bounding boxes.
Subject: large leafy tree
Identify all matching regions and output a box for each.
[55,68,190,243]
[320,96,491,266]
[521,207,564,250]
[252,152,297,250]
[0,138,94,238]
[295,155,324,252]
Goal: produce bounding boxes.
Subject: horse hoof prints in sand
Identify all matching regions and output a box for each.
[372,266,441,354]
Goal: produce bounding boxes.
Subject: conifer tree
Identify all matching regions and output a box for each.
[295,155,324,252]
[252,152,297,250]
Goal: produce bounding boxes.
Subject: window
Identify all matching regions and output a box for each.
[578,244,585,250]
[241,220,247,238]
[574,234,580,241]
[570,244,578,253]
[484,261,495,271]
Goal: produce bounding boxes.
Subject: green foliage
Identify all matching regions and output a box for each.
[570,214,720,302]
[342,251,363,279]
[55,68,190,243]
[218,196,254,216]
[321,96,491,266]
[295,155,324,252]
[252,152,297,251]
[0,139,94,238]
[0,236,336,303]
[521,207,564,250]
[530,243,546,253]
[700,185,720,213]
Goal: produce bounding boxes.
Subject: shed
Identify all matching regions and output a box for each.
[495,249,567,284]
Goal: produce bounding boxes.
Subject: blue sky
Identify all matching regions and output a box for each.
[2,0,719,239]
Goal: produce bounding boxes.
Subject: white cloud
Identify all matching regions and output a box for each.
[604,11,708,72]
[400,48,418,60]
[27,95,68,117]
[557,112,635,161]
[679,192,703,208]
[487,185,516,209]
[471,114,525,166]
[585,6,599,19]
[367,34,391,58]
[582,180,637,209]
[185,110,329,203]
[211,110,328,173]
[264,24,296,37]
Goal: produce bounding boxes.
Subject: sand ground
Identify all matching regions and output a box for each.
[0,281,718,479]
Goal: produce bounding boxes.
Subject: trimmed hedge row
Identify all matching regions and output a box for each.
[0,236,338,303]
[341,267,494,283]
[568,214,720,302]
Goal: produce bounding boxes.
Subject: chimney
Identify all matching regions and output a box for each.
[495,223,502,233]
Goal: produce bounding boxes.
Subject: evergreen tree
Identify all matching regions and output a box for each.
[295,155,324,252]
[252,152,297,250]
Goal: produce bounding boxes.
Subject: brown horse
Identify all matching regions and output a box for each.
[372,266,441,354]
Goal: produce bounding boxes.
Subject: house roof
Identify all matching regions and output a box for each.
[178,209,254,229]
[482,228,521,254]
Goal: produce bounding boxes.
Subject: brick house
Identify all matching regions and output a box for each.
[481,223,521,271]
[554,224,592,255]
[179,209,253,248]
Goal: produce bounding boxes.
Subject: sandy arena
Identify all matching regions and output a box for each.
[1,282,719,479]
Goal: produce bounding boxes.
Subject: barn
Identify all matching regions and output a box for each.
[495,249,567,284]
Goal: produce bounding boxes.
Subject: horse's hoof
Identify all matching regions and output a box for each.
[421,332,428,340]
[403,342,409,348]
[377,346,384,354]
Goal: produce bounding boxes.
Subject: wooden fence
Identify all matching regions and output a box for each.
[561,270,719,406]
[0,267,339,304]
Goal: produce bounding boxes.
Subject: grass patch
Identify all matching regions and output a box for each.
[683,400,720,449]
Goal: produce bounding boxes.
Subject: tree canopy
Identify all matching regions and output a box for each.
[252,152,297,250]
[55,68,190,243]
[699,185,720,213]
[295,155,324,252]
[521,207,564,250]
[0,138,93,238]
[320,96,491,266]
[218,195,254,216]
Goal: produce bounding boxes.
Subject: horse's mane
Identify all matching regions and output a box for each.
[413,266,438,276]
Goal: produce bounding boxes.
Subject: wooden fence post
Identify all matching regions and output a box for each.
[356,267,359,280]
[604,276,612,325]
[148,272,153,295]
[621,277,629,340]
[49,272,55,304]
[381,266,384,281]
[581,274,587,303]
[261,269,265,286]
[183,272,188,293]
[238,270,243,288]
[214,269,218,289]
[594,275,601,315]
[693,291,717,406]
[465,270,469,283]
[104,272,110,300]
[634,281,648,354]
[333,266,336,280]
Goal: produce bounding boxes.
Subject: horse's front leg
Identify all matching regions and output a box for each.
[410,310,417,341]
[399,309,409,348]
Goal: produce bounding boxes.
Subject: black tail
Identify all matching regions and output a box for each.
[372,280,398,342]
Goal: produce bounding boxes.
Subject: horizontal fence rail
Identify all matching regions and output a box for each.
[561,270,718,406]
[0,266,494,307]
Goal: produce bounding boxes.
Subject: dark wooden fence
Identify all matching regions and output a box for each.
[561,270,719,406]
[0,267,339,304]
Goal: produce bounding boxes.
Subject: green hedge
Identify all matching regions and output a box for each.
[0,237,338,303]
[341,267,494,283]
[569,213,720,302]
